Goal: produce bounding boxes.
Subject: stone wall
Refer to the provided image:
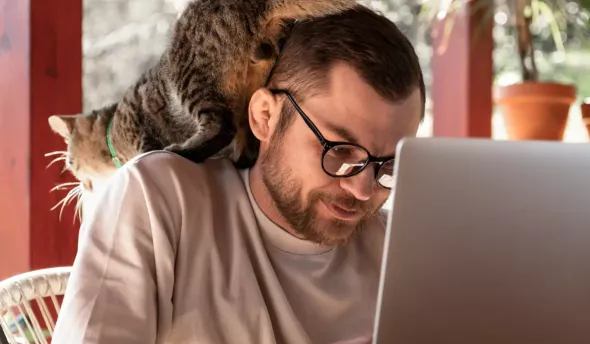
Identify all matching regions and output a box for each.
[83,0,188,111]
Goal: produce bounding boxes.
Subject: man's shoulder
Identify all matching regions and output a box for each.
[114,151,245,198]
[129,150,233,173]
[129,150,238,181]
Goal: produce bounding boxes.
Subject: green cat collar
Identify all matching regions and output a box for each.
[106,116,123,168]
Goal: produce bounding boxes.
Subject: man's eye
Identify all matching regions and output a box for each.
[331,147,354,157]
[331,147,347,153]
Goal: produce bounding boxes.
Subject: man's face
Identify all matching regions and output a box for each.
[259,63,422,246]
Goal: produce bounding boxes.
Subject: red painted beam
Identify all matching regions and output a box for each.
[0,0,82,280]
[431,2,494,138]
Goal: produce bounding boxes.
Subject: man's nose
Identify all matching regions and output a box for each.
[339,167,374,201]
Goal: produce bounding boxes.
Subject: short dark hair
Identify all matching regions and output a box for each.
[268,5,425,135]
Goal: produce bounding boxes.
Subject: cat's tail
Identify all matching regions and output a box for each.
[267,0,361,22]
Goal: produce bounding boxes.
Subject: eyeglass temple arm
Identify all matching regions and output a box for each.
[268,88,328,147]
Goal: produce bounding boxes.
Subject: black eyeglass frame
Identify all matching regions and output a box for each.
[269,88,396,189]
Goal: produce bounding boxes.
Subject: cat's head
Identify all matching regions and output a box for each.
[48,105,119,192]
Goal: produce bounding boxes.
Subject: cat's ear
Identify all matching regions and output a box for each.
[48,115,78,139]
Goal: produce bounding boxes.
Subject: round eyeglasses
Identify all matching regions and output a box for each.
[270,89,396,189]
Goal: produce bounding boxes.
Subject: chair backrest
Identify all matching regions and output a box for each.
[0,267,71,344]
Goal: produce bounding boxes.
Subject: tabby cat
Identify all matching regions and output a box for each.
[48,0,360,193]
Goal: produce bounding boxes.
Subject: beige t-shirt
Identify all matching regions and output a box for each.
[52,151,387,344]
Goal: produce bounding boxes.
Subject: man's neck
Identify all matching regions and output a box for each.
[248,164,301,238]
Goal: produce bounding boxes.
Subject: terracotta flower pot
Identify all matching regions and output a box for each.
[495,82,577,141]
[582,101,590,139]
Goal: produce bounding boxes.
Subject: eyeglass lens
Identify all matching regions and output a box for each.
[322,144,395,188]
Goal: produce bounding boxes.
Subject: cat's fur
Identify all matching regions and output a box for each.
[48,0,360,192]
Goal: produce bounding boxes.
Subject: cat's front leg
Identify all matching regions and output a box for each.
[165,107,236,163]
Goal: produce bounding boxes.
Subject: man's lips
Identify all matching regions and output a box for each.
[322,200,363,221]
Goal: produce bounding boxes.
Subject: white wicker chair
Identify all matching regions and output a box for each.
[0,267,71,344]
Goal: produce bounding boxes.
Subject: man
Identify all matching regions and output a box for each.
[52,5,425,344]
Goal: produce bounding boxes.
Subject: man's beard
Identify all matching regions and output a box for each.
[259,133,382,246]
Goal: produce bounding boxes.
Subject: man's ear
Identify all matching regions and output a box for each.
[48,114,78,139]
[249,88,281,143]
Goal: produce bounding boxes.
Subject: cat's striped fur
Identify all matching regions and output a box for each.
[48,0,360,194]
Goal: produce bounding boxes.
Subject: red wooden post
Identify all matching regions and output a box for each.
[431,1,494,138]
[0,0,82,280]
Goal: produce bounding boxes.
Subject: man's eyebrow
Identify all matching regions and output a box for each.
[321,121,360,145]
[320,120,396,158]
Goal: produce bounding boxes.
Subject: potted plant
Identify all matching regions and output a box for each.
[494,0,588,141]
[419,0,590,140]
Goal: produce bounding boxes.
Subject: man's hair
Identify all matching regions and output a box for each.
[268,5,425,135]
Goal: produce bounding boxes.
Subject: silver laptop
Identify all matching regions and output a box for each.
[373,137,590,344]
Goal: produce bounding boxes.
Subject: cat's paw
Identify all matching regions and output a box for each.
[164,143,183,153]
[164,144,208,163]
